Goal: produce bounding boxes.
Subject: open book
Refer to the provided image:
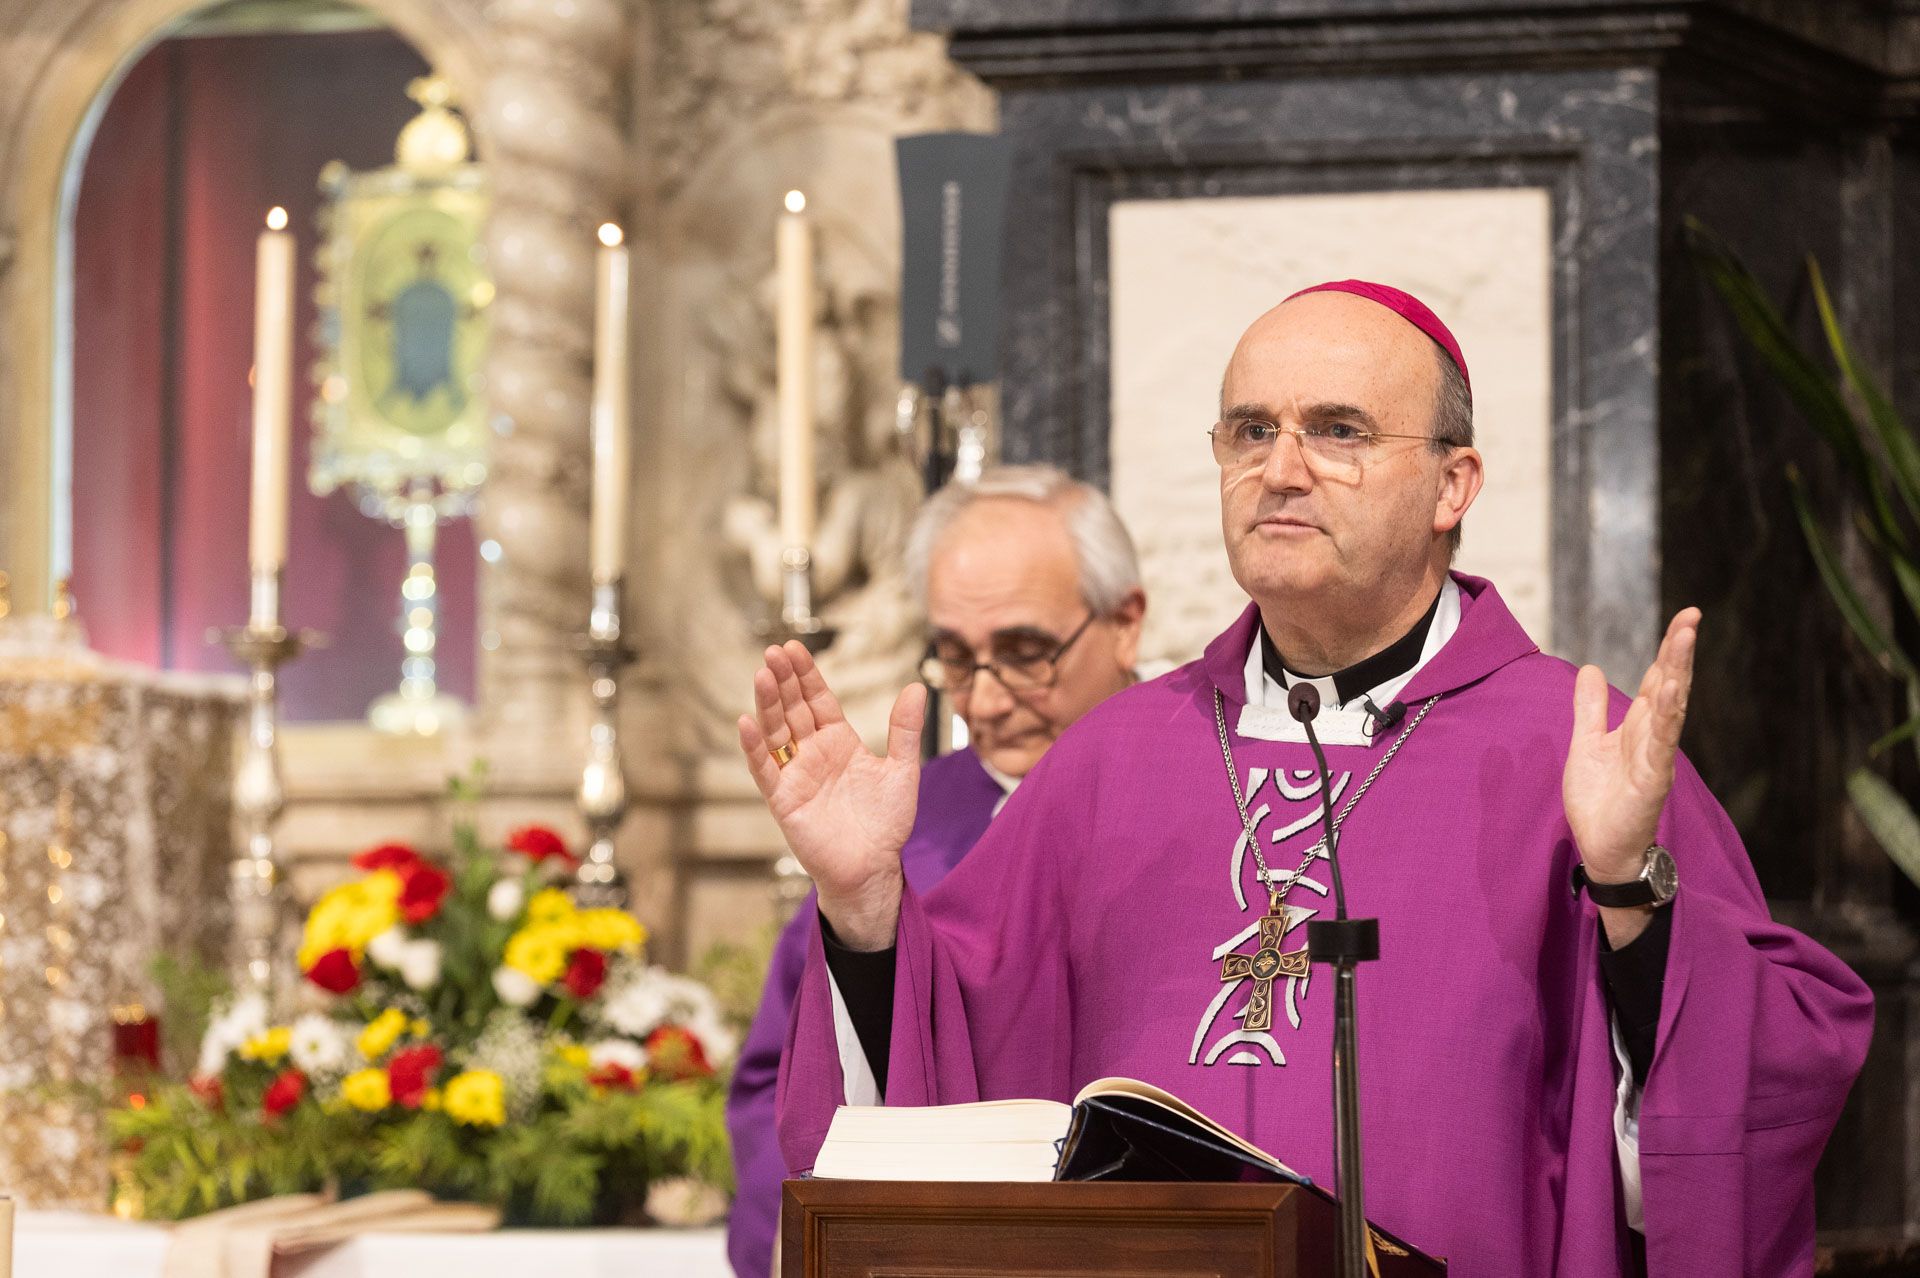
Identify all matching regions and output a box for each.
[811,1076,1306,1185]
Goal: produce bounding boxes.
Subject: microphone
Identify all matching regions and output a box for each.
[1289,692,1378,1278]
[1285,683,1348,922]
[1360,696,1407,738]
[1291,682,1376,1278]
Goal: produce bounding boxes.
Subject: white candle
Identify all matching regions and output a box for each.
[249,206,294,599]
[0,1194,14,1278]
[776,190,815,551]
[590,223,631,584]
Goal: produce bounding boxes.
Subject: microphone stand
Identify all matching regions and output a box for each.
[1288,684,1376,1278]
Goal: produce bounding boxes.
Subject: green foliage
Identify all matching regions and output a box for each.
[112,1084,354,1219]
[115,1074,732,1225]
[111,801,736,1226]
[1847,769,1920,892]
[148,953,229,1080]
[1691,218,1920,889]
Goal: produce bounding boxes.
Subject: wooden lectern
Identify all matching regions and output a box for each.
[781,1180,1445,1277]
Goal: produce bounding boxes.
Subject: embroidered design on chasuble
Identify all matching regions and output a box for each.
[1191,764,1348,1068]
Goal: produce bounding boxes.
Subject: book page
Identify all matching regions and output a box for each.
[812,1098,1074,1181]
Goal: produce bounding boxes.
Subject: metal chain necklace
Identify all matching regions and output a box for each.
[1209,686,1439,1031]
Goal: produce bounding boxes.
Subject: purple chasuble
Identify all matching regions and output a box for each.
[727,746,1001,1278]
[776,575,1873,1276]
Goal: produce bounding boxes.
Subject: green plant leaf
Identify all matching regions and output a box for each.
[1867,712,1920,758]
[1810,260,1920,535]
[1686,219,1904,535]
[1847,768,1920,891]
[1788,470,1918,682]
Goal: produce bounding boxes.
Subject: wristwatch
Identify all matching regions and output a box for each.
[1572,844,1678,908]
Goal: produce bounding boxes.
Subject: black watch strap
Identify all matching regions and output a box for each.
[1572,863,1656,908]
[1572,846,1676,909]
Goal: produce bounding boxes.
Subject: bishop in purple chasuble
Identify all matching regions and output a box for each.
[774,576,1873,1276]
[727,746,1001,1277]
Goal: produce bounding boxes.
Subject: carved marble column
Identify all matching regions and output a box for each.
[474,0,630,781]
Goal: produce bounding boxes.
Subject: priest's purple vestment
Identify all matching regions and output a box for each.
[776,575,1873,1276]
[728,746,1001,1277]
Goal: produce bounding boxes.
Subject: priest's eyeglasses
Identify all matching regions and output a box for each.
[1209,417,1455,479]
[918,612,1098,695]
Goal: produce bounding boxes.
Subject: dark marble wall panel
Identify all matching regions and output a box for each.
[913,0,1904,73]
[1895,148,1920,418]
[988,67,1659,679]
[1659,93,1920,1240]
[1659,124,1850,906]
[915,0,1612,27]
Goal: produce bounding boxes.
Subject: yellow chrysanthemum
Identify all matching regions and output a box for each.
[443,1070,506,1127]
[298,873,403,968]
[341,1068,390,1112]
[237,1026,292,1063]
[357,1008,409,1061]
[409,1018,431,1039]
[503,928,567,984]
[423,1087,443,1112]
[577,908,646,952]
[525,888,575,926]
[557,1043,590,1069]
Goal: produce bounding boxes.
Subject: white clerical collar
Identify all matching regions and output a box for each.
[1237,578,1461,746]
[979,757,1020,816]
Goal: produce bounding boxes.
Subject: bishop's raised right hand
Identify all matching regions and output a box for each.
[737,641,925,951]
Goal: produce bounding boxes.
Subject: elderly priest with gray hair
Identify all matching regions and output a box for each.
[739,281,1872,1276]
[726,464,1148,1278]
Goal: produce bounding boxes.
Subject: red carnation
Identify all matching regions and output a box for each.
[189,1074,225,1111]
[562,947,607,1000]
[644,1025,714,1081]
[505,825,574,865]
[397,861,451,924]
[262,1069,306,1119]
[304,947,361,994]
[387,1044,443,1110]
[352,842,421,872]
[587,1062,639,1091]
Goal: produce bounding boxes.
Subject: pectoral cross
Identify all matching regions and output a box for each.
[1219,892,1310,1032]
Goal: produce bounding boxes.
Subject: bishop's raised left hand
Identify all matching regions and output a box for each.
[1562,608,1701,924]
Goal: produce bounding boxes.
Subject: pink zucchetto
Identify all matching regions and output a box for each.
[1284,279,1470,399]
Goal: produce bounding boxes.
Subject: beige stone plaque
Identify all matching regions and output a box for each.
[1109,187,1555,670]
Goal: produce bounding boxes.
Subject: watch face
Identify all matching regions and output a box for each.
[1647,847,1678,901]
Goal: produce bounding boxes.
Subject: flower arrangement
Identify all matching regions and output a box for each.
[111,824,736,1225]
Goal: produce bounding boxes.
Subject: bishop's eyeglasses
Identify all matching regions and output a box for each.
[1208,416,1456,481]
[918,612,1098,695]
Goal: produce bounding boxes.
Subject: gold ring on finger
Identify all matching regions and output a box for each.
[769,740,798,767]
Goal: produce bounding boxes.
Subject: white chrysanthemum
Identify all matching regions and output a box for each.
[596,965,720,1040]
[288,1013,351,1076]
[367,928,409,970]
[197,992,270,1076]
[486,879,525,922]
[586,1038,647,1073]
[399,939,442,991]
[492,966,540,1007]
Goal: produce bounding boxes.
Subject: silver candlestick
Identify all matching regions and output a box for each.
[575,577,636,908]
[758,545,837,654]
[211,569,320,994]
